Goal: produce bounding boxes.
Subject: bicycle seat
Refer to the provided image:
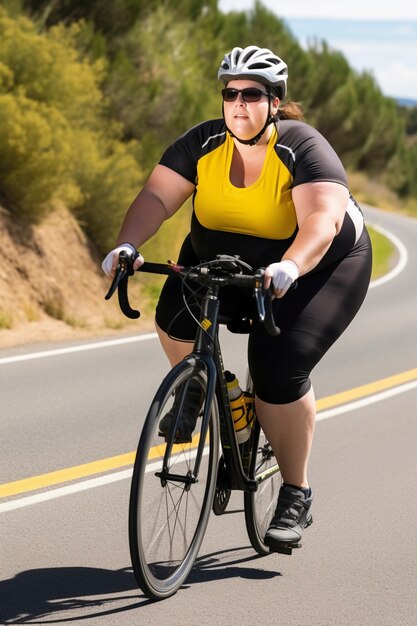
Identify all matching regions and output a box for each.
[219,315,252,334]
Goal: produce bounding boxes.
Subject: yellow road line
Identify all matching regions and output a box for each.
[0,452,135,499]
[0,435,200,499]
[315,367,417,410]
[2,367,417,500]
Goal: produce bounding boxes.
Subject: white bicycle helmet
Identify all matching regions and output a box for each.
[218,45,288,100]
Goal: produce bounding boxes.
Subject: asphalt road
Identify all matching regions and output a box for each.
[1,205,417,625]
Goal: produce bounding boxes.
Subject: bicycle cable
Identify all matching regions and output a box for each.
[175,256,254,345]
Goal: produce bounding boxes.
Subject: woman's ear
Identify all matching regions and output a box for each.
[271,97,280,115]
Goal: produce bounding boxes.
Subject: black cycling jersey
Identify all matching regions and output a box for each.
[159,118,364,270]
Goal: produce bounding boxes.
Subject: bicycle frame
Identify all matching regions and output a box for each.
[105,253,281,493]
[175,277,258,493]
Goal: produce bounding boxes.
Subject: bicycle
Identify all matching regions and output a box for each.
[105,252,285,601]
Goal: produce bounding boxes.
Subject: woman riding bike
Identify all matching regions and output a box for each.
[102,45,372,553]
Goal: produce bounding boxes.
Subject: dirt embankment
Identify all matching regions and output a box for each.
[0,206,152,350]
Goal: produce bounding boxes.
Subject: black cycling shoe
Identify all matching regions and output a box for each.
[158,379,204,443]
[264,484,313,555]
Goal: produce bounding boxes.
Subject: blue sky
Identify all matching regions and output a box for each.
[218,1,417,101]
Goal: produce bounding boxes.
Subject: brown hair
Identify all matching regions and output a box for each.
[277,101,304,121]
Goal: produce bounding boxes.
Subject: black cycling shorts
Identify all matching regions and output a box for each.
[155,229,372,404]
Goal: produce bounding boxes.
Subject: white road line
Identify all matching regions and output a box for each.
[1,378,416,513]
[367,222,408,288]
[0,469,133,513]
[316,379,417,421]
[0,333,158,366]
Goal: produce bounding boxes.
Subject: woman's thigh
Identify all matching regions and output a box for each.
[249,232,372,403]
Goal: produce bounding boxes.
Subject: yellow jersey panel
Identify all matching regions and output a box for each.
[193,129,297,240]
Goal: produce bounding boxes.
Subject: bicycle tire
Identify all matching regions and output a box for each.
[244,427,281,555]
[129,361,219,600]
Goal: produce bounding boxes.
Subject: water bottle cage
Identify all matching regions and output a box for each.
[231,393,255,435]
[243,392,255,426]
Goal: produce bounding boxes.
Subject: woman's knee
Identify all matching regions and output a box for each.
[155,321,194,366]
[254,374,312,404]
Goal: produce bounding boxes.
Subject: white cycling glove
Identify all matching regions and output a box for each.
[265,260,299,298]
[101,243,144,278]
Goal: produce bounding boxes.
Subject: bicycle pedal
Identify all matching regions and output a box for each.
[269,542,302,555]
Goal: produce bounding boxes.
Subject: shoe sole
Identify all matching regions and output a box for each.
[158,430,192,444]
[265,514,313,555]
[266,541,302,555]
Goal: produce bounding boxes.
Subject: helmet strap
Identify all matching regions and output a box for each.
[222,90,278,146]
[227,115,276,145]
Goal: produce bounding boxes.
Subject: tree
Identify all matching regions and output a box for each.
[104,5,223,168]
[405,105,417,135]
[307,41,352,116]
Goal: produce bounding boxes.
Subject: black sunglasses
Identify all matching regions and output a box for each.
[221,87,270,103]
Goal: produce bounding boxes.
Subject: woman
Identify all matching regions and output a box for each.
[102,46,372,553]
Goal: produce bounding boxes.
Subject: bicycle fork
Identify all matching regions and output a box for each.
[156,356,217,489]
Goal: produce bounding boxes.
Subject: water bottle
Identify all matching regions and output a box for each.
[225,371,253,444]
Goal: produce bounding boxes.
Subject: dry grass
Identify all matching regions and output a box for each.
[348,170,417,218]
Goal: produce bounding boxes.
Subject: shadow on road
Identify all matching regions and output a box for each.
[189,545,282,584]
[0,547,281,622]
[0,566,146,623]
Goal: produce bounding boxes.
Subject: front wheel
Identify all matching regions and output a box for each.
[129,361,219,600]
[244,426,281,555]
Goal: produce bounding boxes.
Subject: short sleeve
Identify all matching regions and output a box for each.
[278,121,348,188]
[159,119,227,184]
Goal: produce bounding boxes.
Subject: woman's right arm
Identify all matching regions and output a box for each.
[116,164,195,249]
[101,164,195,278]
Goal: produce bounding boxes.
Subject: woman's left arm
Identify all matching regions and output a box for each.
[283,181,348,276]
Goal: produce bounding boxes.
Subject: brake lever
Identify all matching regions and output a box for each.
[104,255,129,301]
[254,269,266,322]
[263,289,280,336]
[104,278,118,301]
[253,268,281,336]
[104,251,140,319]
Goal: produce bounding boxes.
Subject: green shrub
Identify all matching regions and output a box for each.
[0,93,81,218]
[0,8,142,245]
[70,133,143,252]
[0,309,13,329]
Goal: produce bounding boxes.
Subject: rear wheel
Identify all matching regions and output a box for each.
[244,426,281,555]
[129,362,219,600]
